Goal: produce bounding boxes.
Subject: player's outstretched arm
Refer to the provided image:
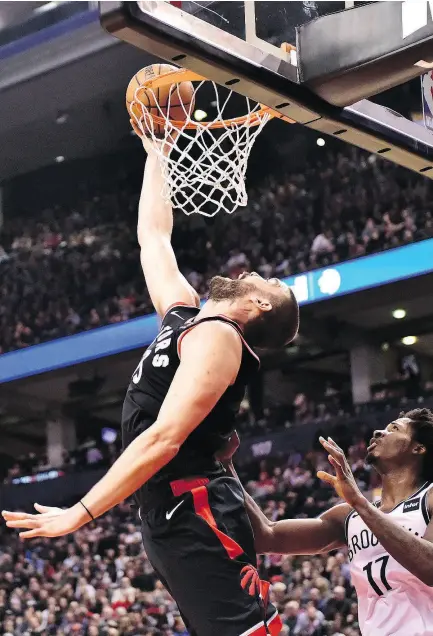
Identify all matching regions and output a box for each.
[138,138,200,317]
[2,322,242,539]
[226,461,348,555]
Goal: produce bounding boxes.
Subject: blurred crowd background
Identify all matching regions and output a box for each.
[1,145,432,354]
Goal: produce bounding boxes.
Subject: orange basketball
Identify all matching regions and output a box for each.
[126,63,195,138]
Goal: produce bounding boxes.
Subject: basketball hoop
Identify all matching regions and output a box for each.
[128,67,294,216]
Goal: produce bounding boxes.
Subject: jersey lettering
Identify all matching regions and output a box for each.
[132,349,151,384]
[157,326,173,341]
[348,525,421,561]
[155,338,171,352]
[403,498,420,512]
[131,325,174,383]
[153,354,170,368]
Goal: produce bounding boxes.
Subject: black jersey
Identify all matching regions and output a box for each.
[121,303,260,489]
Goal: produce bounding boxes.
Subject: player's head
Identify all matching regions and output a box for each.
[366,408,433,481]
[208,272,299,349]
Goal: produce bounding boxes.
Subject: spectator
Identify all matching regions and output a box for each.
[323,586,353,622]
[283,600,301,634]
[310,230,334,256]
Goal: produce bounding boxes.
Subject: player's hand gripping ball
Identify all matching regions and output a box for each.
[126,63,195,138]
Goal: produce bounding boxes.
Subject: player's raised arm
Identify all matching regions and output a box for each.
[3,321,242,538]
[226,460,348,555]
[138,137,200,317]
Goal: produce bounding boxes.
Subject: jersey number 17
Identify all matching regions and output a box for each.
[363,555,392,596]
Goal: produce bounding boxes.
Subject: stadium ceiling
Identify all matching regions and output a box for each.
[0,2,45,30]
[0,38,152,181]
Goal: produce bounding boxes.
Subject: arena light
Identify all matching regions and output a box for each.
[193,109,208,121]
[316,137,326,146]
[55,156,65,163]
[392,308,406,319]
[34,2,63,14]
[55,112,68,125]
[401,336,417,346]
[381,342,389,351]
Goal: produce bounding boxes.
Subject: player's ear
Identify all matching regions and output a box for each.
[412,443,426,456]
[251,296,273,313]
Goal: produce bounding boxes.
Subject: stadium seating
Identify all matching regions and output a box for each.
[1,146,432,354]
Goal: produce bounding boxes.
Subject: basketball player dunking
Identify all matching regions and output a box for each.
[2,137,299,636]
[228,409,433,636]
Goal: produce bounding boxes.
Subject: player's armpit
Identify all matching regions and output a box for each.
[259,503,350,555]
[138,149,200,317]
[154,321,243,447]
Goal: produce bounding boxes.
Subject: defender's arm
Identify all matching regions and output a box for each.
[227,461,348,555]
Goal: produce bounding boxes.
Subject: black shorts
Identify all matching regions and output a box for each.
[139,476,282,636]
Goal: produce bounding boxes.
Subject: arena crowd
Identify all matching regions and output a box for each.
[1,145,432,354]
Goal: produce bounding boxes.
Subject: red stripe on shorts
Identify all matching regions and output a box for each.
[191,485,244,559]
[170,477,209,497]
[241,611,283,636]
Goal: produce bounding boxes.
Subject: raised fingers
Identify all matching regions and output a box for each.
[317,470,336,487]
[319,437,345,463]
[328,455,345,478]
[5,517,41,530]
[19,528,45,540]
[2,511,32,521]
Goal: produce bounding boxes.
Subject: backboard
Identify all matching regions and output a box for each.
[100,0,433,178]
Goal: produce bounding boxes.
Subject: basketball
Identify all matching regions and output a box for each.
[126,63,194,137]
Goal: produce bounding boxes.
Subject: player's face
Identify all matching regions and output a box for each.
[208,272,296,348]
[208,272,287,301]
[366,418,415,466]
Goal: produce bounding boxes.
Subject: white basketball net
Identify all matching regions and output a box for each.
[131,80,271,216]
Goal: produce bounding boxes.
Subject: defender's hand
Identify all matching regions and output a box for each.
[215,431,240,466]
[2,503,88,539]
[317,437,365,508]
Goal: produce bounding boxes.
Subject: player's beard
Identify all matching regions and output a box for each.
[208,275,270,348]
[208,275,253,301]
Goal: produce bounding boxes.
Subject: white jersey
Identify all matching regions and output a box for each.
[346,482,433,636]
